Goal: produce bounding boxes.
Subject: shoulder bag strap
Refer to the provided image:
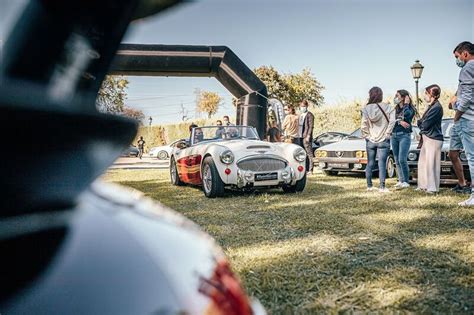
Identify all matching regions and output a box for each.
[375,103,390,123]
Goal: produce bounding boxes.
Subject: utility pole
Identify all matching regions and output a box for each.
[180,102,188,121]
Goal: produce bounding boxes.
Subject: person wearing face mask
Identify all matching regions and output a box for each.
[416,84,444,193]
[223,115,234,126]
[297,100,315,174]
[391,90,416,189]
[361,87,396,193]
[452,41,474,205]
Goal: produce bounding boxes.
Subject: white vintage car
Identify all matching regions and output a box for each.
[170,126,307,197]
[149,139,182,160]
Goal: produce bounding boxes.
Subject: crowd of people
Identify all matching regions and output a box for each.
[271,41,474,206]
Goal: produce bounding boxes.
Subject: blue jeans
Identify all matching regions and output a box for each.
[366,139,390,188]
[391,132,411,183]
[456,118,474,185]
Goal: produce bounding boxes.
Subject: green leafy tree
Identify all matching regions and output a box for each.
[254,66,324,107]
[96,75,129,113]
[196,90,223,118]
[282,68,324,107]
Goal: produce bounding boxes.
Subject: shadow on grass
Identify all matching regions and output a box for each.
[108,171,473,313]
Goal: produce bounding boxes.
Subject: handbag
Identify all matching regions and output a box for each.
[417,135,423,149]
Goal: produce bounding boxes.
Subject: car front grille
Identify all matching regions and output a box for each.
[327,151,356,158]
[237,158,287,172]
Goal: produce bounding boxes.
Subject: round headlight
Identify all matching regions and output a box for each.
[408,152,417,161]
[356,151,363,158]
[294,147,307,162]
[220,150,234,164]
[321,151,328,157]
[460,152,467,161]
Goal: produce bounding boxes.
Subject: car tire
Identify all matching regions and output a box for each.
[157,150,169,160]
[282,172,307,193]
[201,157,225,198]
[170,157,184,186]
[386,155,396,178]
[323,170,338,176]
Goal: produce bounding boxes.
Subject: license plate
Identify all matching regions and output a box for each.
[328,163,349,169]
[255,172,278,181]
[441,167,451,173]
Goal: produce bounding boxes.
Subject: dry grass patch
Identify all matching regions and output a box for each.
[102,169,474,314]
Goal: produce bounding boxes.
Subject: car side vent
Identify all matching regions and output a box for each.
[247,145,271,150]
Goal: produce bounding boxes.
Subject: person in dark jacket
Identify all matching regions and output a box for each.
[416,84,444,193]
[391,90,416,189]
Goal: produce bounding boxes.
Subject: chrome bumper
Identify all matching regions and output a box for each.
[236,166,295,188]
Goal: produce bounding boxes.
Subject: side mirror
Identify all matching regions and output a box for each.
[176,141,188,149]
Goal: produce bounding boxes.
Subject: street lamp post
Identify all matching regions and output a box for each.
[410,60,424,113]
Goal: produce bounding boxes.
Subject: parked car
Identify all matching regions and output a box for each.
[170,126,307,197]
[407,118,470,184]
[149,139,182,160]
[312,131,350,155]
[314,128,397,177]
[121,145,139,157]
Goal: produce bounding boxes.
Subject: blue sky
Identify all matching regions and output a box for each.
[2,0,473,125]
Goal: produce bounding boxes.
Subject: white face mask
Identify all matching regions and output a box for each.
[300,107,308,113]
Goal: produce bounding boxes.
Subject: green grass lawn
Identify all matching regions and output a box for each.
[102,169,473,314]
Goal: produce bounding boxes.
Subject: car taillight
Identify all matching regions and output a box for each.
[199,260,253,315]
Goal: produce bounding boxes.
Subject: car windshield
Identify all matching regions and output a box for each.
[348,128,362,138]
[191,126,259,145]
[442,119,453,139]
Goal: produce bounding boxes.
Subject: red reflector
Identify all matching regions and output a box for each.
[298,166,304,172]
[225,168,231,175]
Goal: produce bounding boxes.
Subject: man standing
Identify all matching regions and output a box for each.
[452,41,474,206]
[297,100,315,174]
[137,136,145,159]
[448,94,470,193]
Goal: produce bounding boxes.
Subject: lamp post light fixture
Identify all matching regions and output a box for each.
[410,60,424,112]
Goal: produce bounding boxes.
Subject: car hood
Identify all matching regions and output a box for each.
[318,139,366,151]
[208,139,299,160]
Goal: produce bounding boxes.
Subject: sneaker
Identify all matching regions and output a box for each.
[415,187,426,192]
[394,182,402,188]
[452,184,471,194]
[400,182,410,189]
[458,195,474,206]
[367,187,375,191]
[379,187,391,193]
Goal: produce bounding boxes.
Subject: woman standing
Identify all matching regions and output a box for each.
[282,105,299,144]
[417,84,444,193]
[361,87,396,192]
[391,90,416,188]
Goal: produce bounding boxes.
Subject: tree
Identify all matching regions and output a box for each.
[96,75,129,113]
[122,106,145,124]
[282,68,324,107]
[196,90,223,118]
[254,66,325,108]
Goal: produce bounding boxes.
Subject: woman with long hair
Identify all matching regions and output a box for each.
[361,87,396,192]
[417,84,444,193]
[391,90,416,188]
